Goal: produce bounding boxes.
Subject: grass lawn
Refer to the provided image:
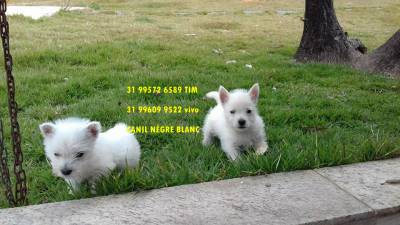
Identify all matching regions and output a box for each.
[1,0,400,207]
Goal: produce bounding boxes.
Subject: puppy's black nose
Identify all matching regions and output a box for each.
[61,168,72,176]
[238,119,246,126]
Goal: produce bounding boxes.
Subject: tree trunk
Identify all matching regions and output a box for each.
[356,30,400,78]
[295,0,400,78]
[294,0,364,64]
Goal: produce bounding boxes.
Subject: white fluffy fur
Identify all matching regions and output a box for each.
[39,117,141,191]
[202,83,268,160]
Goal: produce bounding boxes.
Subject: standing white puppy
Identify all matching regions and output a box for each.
[39,118,141,191]
[202,83,268,160]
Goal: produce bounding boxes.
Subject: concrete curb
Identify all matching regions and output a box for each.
[0,158,399,225]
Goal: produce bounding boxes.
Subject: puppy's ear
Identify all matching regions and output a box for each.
[86,122,101,138]
[219,86,229,104]
[248,83,259,103]
[39,123,55,138]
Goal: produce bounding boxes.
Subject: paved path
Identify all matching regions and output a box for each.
[0,158,399,225]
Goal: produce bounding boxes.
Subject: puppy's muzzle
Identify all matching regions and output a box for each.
[61,168,73,176]
[238,119,247,129]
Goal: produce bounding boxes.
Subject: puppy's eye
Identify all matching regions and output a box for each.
[230,110,235,114]
[54,153,60,157]
[75,152,85,158]
[247,109,252,114]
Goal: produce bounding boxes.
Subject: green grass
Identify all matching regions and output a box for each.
[1,0,400,207]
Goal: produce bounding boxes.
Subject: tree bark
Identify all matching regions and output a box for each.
[295,0,400,78]
[356,30,400,78]
[294,0,364,64]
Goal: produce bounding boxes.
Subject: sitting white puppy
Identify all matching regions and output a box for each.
[39,117,140,192]
[202,83,268,160]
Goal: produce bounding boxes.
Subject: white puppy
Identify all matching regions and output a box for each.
[202,83,268,160]
[39,117,141,192]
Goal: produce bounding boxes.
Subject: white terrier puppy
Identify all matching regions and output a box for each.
[202,83,268,160]
[39,117,141,192]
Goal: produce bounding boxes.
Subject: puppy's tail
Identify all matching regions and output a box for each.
[205,91,220,104]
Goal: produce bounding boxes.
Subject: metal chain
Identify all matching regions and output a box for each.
[0,119,15,206]
[0,0,27,206]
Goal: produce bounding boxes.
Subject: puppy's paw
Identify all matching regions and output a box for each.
[202,138,212,146]
[255,144,268,155]
[90,182,97,195]
[67,181,79,195]
[68,187,77,195]
[226,151,240,161]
